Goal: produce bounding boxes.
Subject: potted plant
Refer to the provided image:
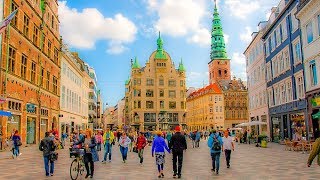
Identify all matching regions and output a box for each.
[258,133,268,148]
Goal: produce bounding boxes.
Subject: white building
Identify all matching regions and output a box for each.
[244,22,269,136]
[297,0,320,140]
[60,46,90,135]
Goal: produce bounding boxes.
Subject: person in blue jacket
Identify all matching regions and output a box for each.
[152,131,170,178]
[195,131,201,148]
[207,129,223,175]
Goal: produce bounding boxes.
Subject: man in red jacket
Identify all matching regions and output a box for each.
[136,132,147,164]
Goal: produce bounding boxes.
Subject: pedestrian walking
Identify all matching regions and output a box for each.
[152,131,170,178]
[222,130,234,168]
[307,137,320,167]
[83,129,99,178]
[195,131,201,148]
[119,132,131,163]
[166,131,172,145]
[39,132,56,177]
[95,131,102,151]
[11,130,21,158]
[207,129,223,175]
[169,126,187,179]
[136,132,147,164]
[102,128,114,163]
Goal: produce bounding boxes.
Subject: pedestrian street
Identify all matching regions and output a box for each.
[0,140,319,180]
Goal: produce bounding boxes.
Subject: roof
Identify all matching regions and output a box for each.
[187,83,222,100]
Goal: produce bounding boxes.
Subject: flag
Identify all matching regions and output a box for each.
[0,9,19,34]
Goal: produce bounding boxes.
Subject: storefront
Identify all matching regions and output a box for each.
[7,114,21,136]
[290,113,306,140]
[308,93,320,140]
[40,119,48,140]
[271,117,281,142]
[26,117,36,144]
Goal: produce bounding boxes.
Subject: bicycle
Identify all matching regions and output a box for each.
[69,148,85,180]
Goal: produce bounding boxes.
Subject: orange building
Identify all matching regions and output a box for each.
[0,0,61,146]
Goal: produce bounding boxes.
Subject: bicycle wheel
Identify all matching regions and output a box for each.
[70,159,79,180]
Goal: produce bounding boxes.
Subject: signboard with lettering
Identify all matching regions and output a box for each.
[311,96,320,107]
[26,104,35,113]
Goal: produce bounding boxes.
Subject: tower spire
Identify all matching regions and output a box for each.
[155,31,167,59]
[210,1,228,61]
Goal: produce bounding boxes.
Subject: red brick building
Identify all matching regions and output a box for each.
[0,0,61,146]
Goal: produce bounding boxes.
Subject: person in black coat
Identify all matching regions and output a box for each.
[169,126,187,179]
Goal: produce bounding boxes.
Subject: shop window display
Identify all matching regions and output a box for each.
[291,114,306,140]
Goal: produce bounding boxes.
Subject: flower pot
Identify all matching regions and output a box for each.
[261,140,267,148]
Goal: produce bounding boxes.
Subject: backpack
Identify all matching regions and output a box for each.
[212,135,221,151]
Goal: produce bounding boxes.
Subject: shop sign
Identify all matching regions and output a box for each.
[290,113,304,121]
[26,104,35,113]
[311,96,320,107]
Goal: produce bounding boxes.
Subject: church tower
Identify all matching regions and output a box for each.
[208,0,231,84]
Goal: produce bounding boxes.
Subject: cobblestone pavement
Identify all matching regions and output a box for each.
[0,139,319,180]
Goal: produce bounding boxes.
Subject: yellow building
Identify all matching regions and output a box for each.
[186,83,225,131]
[125,33,187,131]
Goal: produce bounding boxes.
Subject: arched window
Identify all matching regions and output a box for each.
[224,70,228,76]
[218,70,222,76]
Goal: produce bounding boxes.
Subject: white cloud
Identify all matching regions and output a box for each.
[225,0,278,19]
[187,28,211,46]
[58,1,137,54]
[240,26,253,44]
[224,33,229,45]
[106,41,128,55]
[230,52,247,80]
[187,71,209,87]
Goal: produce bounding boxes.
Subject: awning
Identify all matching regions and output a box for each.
[0,110,12,117]
[312,112,320,119]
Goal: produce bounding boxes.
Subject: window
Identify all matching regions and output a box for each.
[134,89,141,97]
[146,79,154,86]
[11,2,18,27]
[280,84,286,104]
[39,67,44,86]
[169,90,176,98]
[296,76,305,99]
[268,89,274,106]
[31,62,36,83]
[160,101,164,109]
[159,89,164,97]
[21,54,27,79]
[159,79,164,86]
[215,106,218,112]
[180,90,184,98]
[33,25,39,46]
[146,90,154,97]
[168,80,176,87]
[47,40,52,58]
[287,81,292,101]
[42,36,46,52]
[146,101,154,109]
[274,86,279,106]
[310,60,318,86]
[51,15,54,28]
[46,71,50,90]
[137,101,141,108]
[180,80,184,87]
[53,76,58,94]
[307,22,314,44]
[169,102,176,109]
[284,50,290,70]
[291,14,299,32]
[293,41,302,63]
[61,86,65,108]
[8,46,16,74]
[23,14,30,38]
[181,101,185,109]
[54,48,59,64]
[220,106,222,112]
[209,107,213,113]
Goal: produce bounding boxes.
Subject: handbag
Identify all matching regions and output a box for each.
[49,152,58,162]
[16,140,22,146]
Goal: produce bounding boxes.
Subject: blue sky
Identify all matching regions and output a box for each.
[59,0,279,106]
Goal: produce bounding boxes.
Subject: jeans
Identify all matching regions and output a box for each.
[224,150,231,166]
[138,149,144,163]
[13,145,19,157]
[103,143,112,161]
[96,143,101,151]
[43,155,54,176]
[119,146,128,161]
[211,152,221,171]
[172,151,183,175]
[84,153,94,176]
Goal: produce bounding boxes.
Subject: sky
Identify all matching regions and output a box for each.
[59,0,279,107]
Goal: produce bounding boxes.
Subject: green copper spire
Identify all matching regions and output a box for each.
[155,32,167,59]
[178,58,186,72]
[132,56,140,69]
[210,0,228,60]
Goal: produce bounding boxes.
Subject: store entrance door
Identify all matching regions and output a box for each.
[27,117,36,144]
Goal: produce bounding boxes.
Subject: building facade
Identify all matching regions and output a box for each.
[125,34,187,131]
[87,65,98,130]
[0,0,61,145]
[244,22,270,137]
[186,83,224,131]
[60,46,90,135]
[297,0,320,140]
[262,0,307,141]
